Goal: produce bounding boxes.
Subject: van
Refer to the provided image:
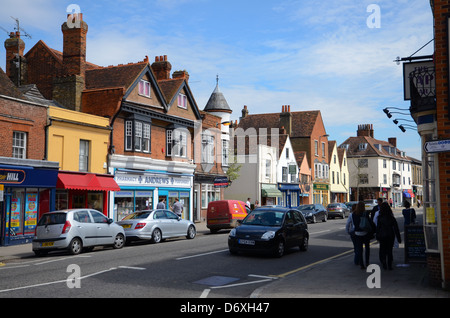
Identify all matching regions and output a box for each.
[207,200,250,233]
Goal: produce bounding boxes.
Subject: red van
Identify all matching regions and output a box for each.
[207,200,250,233]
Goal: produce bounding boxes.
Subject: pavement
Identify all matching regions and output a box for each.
[1,220,449,298]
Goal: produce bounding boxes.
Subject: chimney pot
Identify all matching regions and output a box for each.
[288,105,291,112]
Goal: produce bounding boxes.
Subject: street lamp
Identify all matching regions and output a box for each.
[393,118,415,125]
[383,108,410,119]
[398,124,418,133]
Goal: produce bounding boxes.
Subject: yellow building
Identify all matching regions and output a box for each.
[47,106,119,215]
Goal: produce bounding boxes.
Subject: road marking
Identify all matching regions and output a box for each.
[176,249,228,260]
[200,289,211,298]
[309,230,331,235]
[34,255,91,266]
[118,266,146,270]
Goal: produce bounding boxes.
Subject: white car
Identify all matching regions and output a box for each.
[117,210,196,243]
[32,209,125,256]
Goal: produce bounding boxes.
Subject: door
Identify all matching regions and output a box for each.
[164,210,185,236]
[73,210,97,247]
[154,210,173,237]
[284,210,303,247]
[89,210,114,245]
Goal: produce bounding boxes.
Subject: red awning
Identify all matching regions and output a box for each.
[57,172,120,191]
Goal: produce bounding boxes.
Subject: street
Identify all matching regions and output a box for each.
[0,215,396,299]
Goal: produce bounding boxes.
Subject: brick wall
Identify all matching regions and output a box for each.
[433,0,450,290]
[0,96,47,160]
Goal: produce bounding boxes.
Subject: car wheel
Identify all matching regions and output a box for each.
[322,214,327,222]
[113,233,125,249]
[312,215,317,223]
[186,225,196,239]
[273,240,285,258]
[68,238,82,255]
[152,228,162,243]
[299,235,309,251]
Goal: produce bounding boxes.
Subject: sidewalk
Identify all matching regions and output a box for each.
[1,221,449,298]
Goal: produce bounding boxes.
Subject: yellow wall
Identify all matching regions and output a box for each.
[47,106,110,174]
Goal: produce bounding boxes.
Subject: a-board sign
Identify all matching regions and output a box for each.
[404,225,426,263]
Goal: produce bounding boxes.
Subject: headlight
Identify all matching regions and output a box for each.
[261,231,275,240]
[229,228,236,237]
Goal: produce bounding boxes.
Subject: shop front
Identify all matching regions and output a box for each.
[313,183,329,206]
[261,183,282,206]
[55,171,121,217]
[113,169,193,221]
[0,160,59,246]
[278,183,301,208]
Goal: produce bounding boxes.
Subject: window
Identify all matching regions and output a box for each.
[138,80,150,97]
[201,184,220,209]
[202,133,215,164]
[167,129,187,158]
[12,131,27,159]
[358,159,368,168]
[286,148,289,159]
[282,167,288,182]
[383,159,387,168]
[314,140,318,156]
[359,174,369,184]
[125,120,151,153]
[178,94,187,109]
[222,140,229,166]
[266,159,271,178]
[321,142,325,157]
[79,140,89,172]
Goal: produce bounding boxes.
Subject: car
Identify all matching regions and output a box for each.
[228,207,309,257]
[345,201,359,211]
[326,203,350,219]
[32,209,125,256]
[364,199,378,211]
[117,209,196,243]
[297,204,327,223]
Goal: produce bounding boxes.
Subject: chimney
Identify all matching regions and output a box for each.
[4,31,27,86]
[280,105,292,136]
[52,13,88,111]
[388,137,397,147]
[357,124,374,138]
[172,70,190,83]
[61,13,88,78]
[241,105,249,119]
[151,55,172,80]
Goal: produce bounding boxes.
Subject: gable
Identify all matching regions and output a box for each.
[159,79,201,121]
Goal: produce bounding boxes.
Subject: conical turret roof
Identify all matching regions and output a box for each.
[204,77,231,113]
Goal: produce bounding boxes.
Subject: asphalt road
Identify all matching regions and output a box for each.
[0,216,368,299]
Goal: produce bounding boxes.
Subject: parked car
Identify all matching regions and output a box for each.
[364,199,378,211]
[32,209,125,256]
[117,210,196,243]
[207,200,250,233]
[345,201,359,211]
[297,204,327,223]
[327,203,350,219]
[228,207,309,257]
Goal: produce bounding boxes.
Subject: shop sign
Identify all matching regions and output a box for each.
[424,139,450,153]
[115,172,191,188]
[0,168,26,184]
[313,183,329,191]
[214,176,229,188]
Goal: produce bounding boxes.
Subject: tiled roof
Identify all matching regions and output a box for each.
[0,67,26,100]
[339,135,409,161]
[238,110,320,137]
[85,62,147,90]
[158,78,185,104]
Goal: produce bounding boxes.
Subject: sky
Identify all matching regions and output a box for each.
[0,0,434,159]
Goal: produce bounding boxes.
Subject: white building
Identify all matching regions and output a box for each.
[328,141,350,203]
[339,124,414,207]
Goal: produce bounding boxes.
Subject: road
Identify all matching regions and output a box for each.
[0,216,369,299]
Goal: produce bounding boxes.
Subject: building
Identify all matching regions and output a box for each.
[0,67,59,246]
[237,105,330,205]
[328,141,350,203]
[339,124,414,206]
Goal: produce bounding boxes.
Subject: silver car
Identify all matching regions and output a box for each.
[32,209,126,256]
[117,210,196,243]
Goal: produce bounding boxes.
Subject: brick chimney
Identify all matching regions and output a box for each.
[388,137,397,147]
[172,70,189,83]
[280,105,292,136]
[357,124,374,138]
[241,105,249,119]
[52,13,88,111]
[151,55,172,80]
[4,31,27,86]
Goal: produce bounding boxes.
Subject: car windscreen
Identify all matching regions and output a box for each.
[38,213,67,226]
[122,211,152,220]
[242,210,284,226]
[298,205,314,211]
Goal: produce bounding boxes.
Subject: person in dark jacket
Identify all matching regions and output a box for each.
[376,202,402,270]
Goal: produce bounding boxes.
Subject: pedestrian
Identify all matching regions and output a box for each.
[370,197,383,221]
[376,202,402,270]
[347,201,373,269]
[402,200,416,225]
[389,198,393,208]
[157,198,166,209]
[246,198,251,209]
[254,200,260,209]
[346,204,358,266]
[172,198,183,218]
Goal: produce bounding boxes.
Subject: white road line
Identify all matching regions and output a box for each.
[200,289,211,298]
[118,266,146,270]
[309,230,331,235]
[34,255,91,266]
[176,249,228,260]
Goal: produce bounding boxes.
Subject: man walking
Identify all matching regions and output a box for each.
[172,198,183,218]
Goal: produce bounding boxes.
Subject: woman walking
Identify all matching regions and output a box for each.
[376,202,402,270]
[346,201,373,269]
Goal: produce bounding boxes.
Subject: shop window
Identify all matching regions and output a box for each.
[201,184,220,209]
[88,192,103,213]
[56,190,68,210]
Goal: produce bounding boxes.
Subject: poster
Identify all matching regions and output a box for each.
[10,197,21,235]
[25,193,38,232]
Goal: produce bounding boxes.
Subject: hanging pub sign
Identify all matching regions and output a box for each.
[214,176,229,188]
[403,60,434,101]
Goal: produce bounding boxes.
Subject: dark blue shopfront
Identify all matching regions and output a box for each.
[278,183,302,208]
[0,162,59,246]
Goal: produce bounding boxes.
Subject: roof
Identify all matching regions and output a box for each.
[339,135,410,161]
[204,83,231,113]
[0,67,26,100]
[238,110,321,137]
[85,62,147,90]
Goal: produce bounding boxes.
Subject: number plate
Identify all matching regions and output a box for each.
[238,239,255,245]
[121,224,132,229]
[42,242,54,247]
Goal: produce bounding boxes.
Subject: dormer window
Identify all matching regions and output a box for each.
[138,80,151,98]
[178,94,187,109]
[358,143,368,151]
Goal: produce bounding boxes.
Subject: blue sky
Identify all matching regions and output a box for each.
[0,0,434,159]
